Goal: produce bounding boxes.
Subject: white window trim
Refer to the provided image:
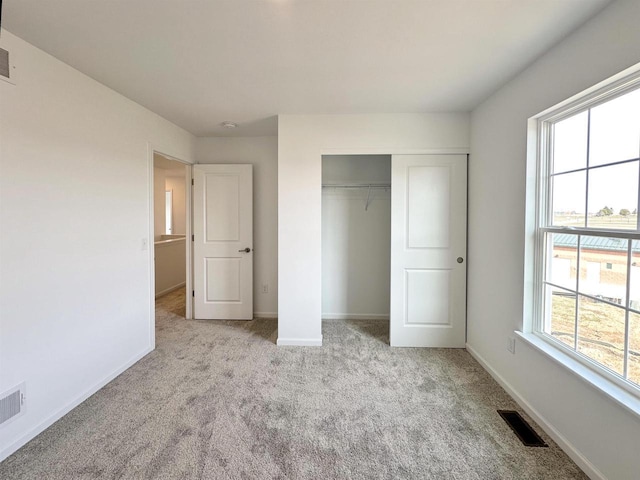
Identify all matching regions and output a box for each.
[523,62,640,417]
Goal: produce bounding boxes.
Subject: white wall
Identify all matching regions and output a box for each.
[322,154,391,185]
[322,155,391,319]
[467,1,640,479]
[278,114,470,345]
[154,239,186,297]
[0,31,194,460]
[165,174,186,235]
[153,166,166,240]
[153,157,186,240]
[195,136,278,317]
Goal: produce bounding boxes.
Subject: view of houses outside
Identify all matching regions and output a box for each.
[546,221,639,386]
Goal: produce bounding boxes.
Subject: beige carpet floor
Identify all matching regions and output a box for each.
[0,289,588,479]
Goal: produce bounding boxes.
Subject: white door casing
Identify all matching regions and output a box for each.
[193,164,253,319]
[390,154,467,347]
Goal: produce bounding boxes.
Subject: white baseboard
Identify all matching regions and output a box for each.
[322,313,389,320]
[0,346,153,463]
[254,312,277,319]
[155,282,185,298]
[465,343,606,480]
[277,336,323,347]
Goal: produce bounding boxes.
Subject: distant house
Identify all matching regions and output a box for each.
[551,234,639,308]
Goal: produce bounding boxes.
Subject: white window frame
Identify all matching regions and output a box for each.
[523,64,640,414]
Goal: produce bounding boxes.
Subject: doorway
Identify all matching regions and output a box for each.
[321,154,392,341]
[152,152,192,321]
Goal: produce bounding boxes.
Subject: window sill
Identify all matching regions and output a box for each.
[515,331,640,418]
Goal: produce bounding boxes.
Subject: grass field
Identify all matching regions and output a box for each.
[549,293,640,387]
[553,213,638,229]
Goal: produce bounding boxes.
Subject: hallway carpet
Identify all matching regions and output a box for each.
[0,290,588,479]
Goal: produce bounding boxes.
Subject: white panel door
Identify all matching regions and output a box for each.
[390,154,467,347]
[193,165,253,319]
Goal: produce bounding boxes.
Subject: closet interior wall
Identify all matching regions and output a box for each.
[322,155,391,320]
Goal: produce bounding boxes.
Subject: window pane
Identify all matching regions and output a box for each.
[165,190,173,235]
[577,295,626,375]
[589,88,640,167]
[546,233,577,290]
[578,236,628,305]
[629,311,640,387]
[553,111,588,174]
[586,161,639,230]
[552,171,586,227]
[631,241,640,312]
[546,285,576,348]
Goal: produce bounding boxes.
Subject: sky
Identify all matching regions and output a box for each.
[551,87,640,216]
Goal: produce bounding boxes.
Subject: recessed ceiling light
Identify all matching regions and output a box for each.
[221,121,238,129]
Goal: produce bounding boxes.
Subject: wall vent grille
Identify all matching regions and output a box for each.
[0,383,25,426]
[0,48,10,79]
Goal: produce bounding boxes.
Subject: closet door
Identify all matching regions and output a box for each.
[390,154,467,347]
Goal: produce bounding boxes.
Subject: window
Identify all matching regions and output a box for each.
[532,72,640,395]
[165,190,173,234]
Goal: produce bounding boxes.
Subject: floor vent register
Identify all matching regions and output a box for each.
[497,410,548,447]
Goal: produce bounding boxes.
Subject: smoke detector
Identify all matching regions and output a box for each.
[221,121,238,129]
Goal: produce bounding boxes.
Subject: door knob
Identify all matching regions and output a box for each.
[238,247,251,253]
[457,257,464,263]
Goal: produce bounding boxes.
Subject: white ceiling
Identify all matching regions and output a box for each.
[3,0,611,137]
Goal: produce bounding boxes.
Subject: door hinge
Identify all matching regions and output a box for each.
[192,290,195,297]
[191,178,194,186]
[192,234,194,241]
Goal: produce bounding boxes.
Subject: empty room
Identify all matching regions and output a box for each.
[1,1,639,479]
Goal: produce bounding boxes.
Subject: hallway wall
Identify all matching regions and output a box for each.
[195,136,278,317]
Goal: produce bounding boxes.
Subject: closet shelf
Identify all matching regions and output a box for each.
[322,183,390,211]
[321,183,391,189]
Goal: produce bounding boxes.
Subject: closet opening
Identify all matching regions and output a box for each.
[321,154,392,344]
